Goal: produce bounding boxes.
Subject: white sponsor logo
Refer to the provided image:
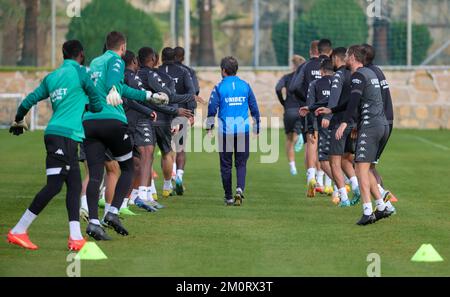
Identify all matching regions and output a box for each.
[225,97,246,105]
[363,109,369,114]
[358,154,366,158]
[144,133,150,137]
[360,147,366,151]
[55,149,64,155]
[363,115,370,120]
[352,78,362,84]
[144,139,150,142]
[361,133,368,138]
[90,71,102,86]
[311,70,321,77]
[50,88,68,102]
[123,134,129,140]
[363,104,370,108]
[364,121,370,125]
[322,90,331,96]
[360,140,367,145]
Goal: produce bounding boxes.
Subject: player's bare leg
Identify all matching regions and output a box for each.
[306,131,318,197]
[79,161,90,222]
[161,152,174,198]
[286,132,298,175]
[342,153,361,205]
[102,160,120,224]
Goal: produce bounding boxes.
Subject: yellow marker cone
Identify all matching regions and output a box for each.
[411,244,444,262]
[75,242,107,260]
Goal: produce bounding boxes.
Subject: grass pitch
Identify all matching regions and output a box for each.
[0,129,449,276]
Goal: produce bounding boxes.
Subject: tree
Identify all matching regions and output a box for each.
[19,0,39,66]
[66,0,163,64]
[0,0,24,65]
[197,0,215,65]
[272,0,368,65]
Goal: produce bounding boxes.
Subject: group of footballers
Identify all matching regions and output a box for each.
[7,31,203,251]
[276,39,398,225]
[6,31,400,253]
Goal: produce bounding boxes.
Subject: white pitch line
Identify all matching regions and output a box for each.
[410,135,450,151]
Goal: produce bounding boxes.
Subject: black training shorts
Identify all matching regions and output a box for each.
[44,134,79,176]
[83,119,133,165]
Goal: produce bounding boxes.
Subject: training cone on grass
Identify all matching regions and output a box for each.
[388,192,398,202]
[411,244,444,262]
[75,242,107,260]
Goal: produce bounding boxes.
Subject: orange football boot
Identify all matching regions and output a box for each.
[68,237,86,251]
[7,231,38,250]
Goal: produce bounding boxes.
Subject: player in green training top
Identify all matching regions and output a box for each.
[82,31,169,240]
[7,40,103,252]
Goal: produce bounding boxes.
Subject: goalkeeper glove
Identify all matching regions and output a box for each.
[9,119,28,136]
[146,91,169,105]
[106,86,123,106]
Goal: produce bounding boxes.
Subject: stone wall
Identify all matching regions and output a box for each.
[0,68,449,129]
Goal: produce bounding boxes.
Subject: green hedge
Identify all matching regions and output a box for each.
[0,66,53,72]
[66,0,163,63]
[388,22,433,65]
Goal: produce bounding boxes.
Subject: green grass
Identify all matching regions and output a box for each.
[0,129,449,276]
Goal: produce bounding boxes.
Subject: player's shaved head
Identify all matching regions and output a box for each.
[161,47,175,63]
[310,40,319,57]
[174,46,185,62]
[138,47,156,67]
[123,50,135,67]
[320,58,334,74]
[361,43,375,65]
[318,39,333,55]
[123,50,138,71]
[331,47,347,61]
[62,40,84,60]
[106,31,126,51]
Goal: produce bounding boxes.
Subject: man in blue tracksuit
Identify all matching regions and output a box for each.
[206,56,260,206]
